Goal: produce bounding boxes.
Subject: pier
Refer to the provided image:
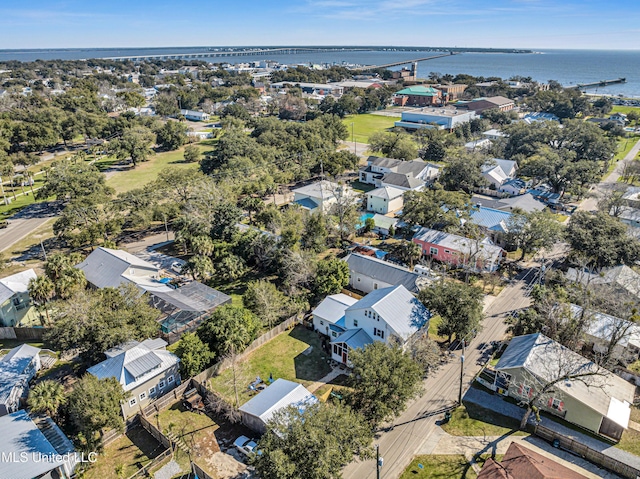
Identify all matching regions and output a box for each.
[352,52,458,71]
[574,78,626,89]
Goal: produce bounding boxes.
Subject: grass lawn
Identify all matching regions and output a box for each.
[209,325,332,406]
[0,339,45,351]
[350,180,376,193]
[611,105,640,115]
[83,424,165,479]
[615,135,640,161]
[441,402,528,437]
[2,219,55,260]
[342,113,401,144]
[616,427,640,456]
[400,455,477,479]
[106,143,214,194]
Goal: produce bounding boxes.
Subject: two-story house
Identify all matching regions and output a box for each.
[0,344,41,416]
[87,339,180,419]
[481,158,518,191]
[359,156,440,191]
[0,269,37,327]
[366,186,405,214]
[412,227,505,272]
[312,285,431,366]
[292,180,357,213]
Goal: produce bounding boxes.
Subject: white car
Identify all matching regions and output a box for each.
[171,261,184,274]
[233,435,258,457]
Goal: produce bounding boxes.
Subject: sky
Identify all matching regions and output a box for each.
[0,0,639,50]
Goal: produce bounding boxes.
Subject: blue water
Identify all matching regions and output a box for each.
[1,47,639,97]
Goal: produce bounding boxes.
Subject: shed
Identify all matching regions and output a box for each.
[238,379,317,433]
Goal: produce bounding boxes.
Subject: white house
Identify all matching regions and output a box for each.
[179,109,210,121]
[366,186,404,214]
[312,293,359,338]
[359,157,440,191]
[0,344,41,416]
[238,379,317,433]
[292,180,356,213]
[344,253,423,294]
[312,285,431,366]
[481,159,518,189]
[482,129,508,141]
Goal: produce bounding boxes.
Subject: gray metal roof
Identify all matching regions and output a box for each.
[331,328,373,350]
[0,410,68,479]
[496,333,636,423]
[87,341,178,392]
[0,269,37,304]
[367,156,403,168]
[345,253,421,292]
[346,285,431,340]
[367,186,405,200]
[312,293,358,324]
[0,344,40,405]
[381,172,423,189]
[76,247,159,289]
[239,379,317,424]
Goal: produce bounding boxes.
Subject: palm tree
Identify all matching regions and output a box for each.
[28,380,66,418]
[28,276,55,324]
[55,268,86,299]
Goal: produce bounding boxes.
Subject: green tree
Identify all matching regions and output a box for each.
[243,280,291,329]
[156,120,188,151]
[346,342,423,427]
[36,161,113,201]
[301,211,329,252]
[253,402,372,479]
[45,284,159,364]
[363,216,375,233]
[154,93,180,117]
[388,240,422,269]
[400,188,471,230]
[185,254,215,281]
[42,252,87,299]
[183,144,200,163]
[175,332,214,378]
[197,305,261,357]
[368,130,418,160]
[440,151,487,193]
[418,282,484,343]
[505,210,564,260]
[111,126,155,167]
[66,375,126,448]
[28,275,55,324]
[28,380,66,418]
[566,211,640,268]
[312,258,349,301]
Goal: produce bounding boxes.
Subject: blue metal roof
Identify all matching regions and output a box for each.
[470,206,512,232]
[331,328,373,350]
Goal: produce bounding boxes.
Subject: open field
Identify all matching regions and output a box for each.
[209,325,332,406]
[342,113,401,144]
[105,143,215,193]
[611,105,640,115]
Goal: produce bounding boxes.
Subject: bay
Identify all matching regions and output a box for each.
[0,47,639,97]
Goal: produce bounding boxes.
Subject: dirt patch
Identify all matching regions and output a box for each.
[202,451,255,479]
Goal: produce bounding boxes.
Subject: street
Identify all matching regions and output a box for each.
[343,268,536,479]
[0,201,62,253]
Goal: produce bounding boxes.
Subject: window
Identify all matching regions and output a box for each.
[444,249,451,254]
[518,384,533,398]
[320,320,324,326]
[550,398,564,412]
[149,386,156,396]
[159,380,166,390]
[332,331,337,337]
[167,375,174,384]
[129,397,137,407]
[139,392,147,401]
[429,247,438,255]
[374,283,378,290]
[357,277,361,282]
[333,344,338,354]
[373,328,385,339]
[353,319,358,327]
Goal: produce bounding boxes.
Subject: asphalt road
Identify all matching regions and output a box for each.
[343,268,537,479]
[0,201,62,254]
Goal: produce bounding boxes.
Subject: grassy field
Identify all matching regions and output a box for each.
[342,113,401,144]
[399,455,477,479]
[616,426,640,456]
[83,424,166,479]
[611,105,640,115]
[441,402,528,437]
[106,143,215,194]
[209,325,332,406]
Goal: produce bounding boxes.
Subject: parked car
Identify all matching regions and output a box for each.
[171,261,184,274]
[0,220,8,229]
[233,435,258,457]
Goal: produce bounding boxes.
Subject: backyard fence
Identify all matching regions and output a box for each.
[534,424,640,479]
[194,314,301,383]
[0,326,44,340]
[139,414,175,450]
[140,380,191,418]
[124,448,172,479]
[101,417,139,447]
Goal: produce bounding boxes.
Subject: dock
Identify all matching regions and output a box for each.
[574,78,626,89]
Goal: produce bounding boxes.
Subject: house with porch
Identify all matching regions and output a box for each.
[359,156,440,190]
[87,339,180,418]
[493,333,635,441]
[292,180,357,213]
[412,227,505,272]
[0,269,37,327]
[481,159,518,190]
[312,285,431,366]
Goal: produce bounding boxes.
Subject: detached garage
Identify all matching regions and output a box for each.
[238,379,317,433]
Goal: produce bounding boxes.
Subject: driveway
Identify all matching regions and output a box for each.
[342,268,536,479]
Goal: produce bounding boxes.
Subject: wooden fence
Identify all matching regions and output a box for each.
[0,327,44,340]
[192,461,215,479]
[140,380,191,418]
[125,448,172,479]
[139,414,174,450]
[534,424,640,479]
[194,314,300,383]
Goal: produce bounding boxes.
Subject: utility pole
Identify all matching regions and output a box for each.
[352,122,356,156]
[458,338,465,405]
[0,176,7,206]
[376,444,383,479]
[164,215,169,242]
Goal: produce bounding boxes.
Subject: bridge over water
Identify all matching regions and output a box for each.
[353,51,459,70]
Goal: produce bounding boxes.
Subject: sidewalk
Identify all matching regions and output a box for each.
[306,367,344,393]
